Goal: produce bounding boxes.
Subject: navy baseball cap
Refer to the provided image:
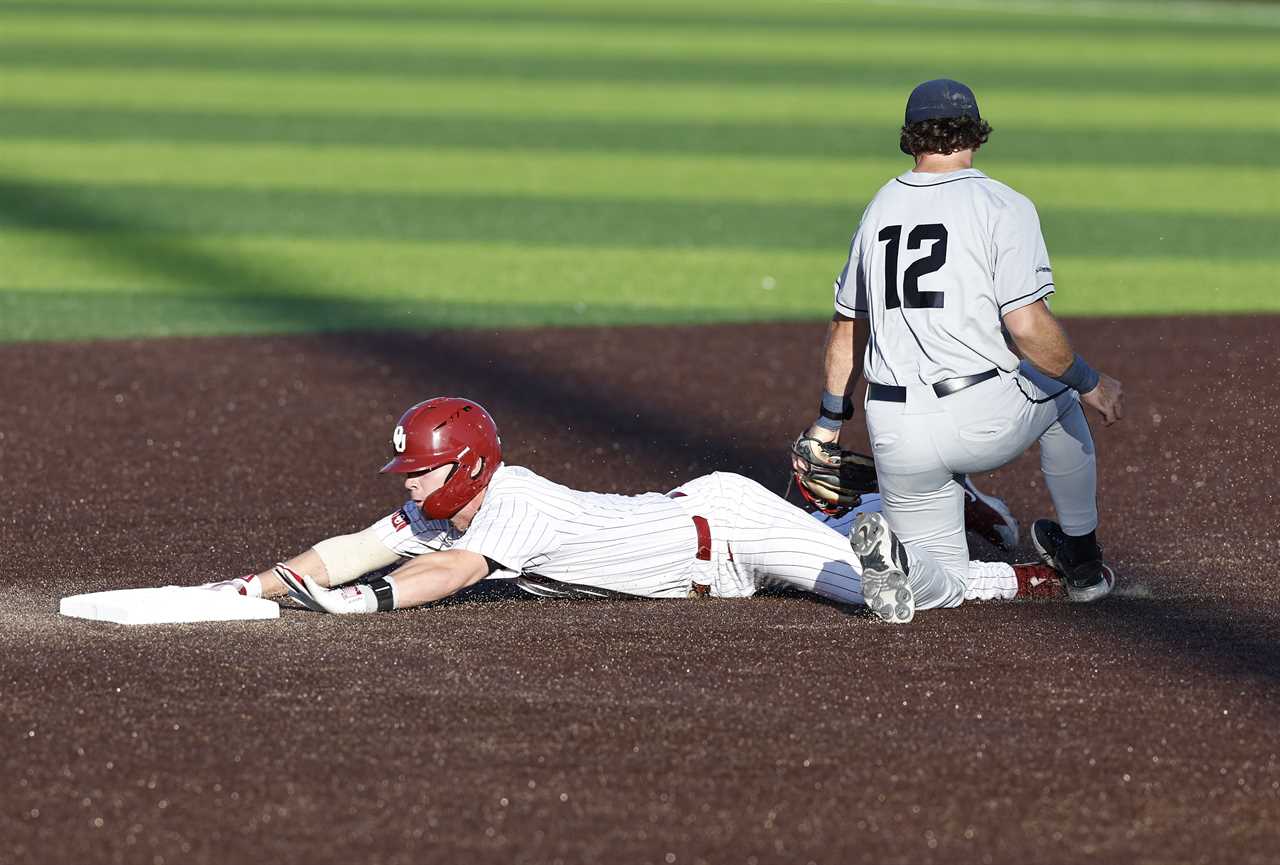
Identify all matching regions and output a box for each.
[903,78,981,125]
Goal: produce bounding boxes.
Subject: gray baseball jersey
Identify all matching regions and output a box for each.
[828,166,1097,613]
[834,168,1055,385]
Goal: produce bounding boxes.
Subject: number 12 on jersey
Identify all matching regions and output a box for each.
[876,224,948,309]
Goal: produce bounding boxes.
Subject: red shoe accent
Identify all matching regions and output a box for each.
[1012,563,1066,600]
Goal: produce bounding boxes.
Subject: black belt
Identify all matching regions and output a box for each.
[867,369,999,403]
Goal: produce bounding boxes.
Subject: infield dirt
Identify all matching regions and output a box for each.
[2,316,1278,865]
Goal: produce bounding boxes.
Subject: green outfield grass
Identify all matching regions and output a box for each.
[0,0,1277,341]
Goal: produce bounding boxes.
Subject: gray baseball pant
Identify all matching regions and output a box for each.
[863,361,1098,609]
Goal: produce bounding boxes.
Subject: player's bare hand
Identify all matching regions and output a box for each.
[1081,373,1124,425]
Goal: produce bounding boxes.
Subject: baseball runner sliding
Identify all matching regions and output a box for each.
[201,397,1062,613]
[798,79,1125,624]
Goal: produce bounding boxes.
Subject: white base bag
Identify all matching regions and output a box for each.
[60,586,280,625]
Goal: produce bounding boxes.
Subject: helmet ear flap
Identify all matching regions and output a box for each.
[387,397,502,519]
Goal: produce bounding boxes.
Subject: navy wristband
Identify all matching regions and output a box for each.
[819,390,855,422]
[1055,354,1100,393]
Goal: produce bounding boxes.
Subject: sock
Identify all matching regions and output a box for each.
[1062,530,1100,563]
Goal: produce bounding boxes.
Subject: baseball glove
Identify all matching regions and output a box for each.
[790,436,878,515]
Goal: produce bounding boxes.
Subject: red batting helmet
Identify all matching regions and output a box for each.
[380,397,502,519]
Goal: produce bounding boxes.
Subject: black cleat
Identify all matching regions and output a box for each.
[1031,520,1115,603]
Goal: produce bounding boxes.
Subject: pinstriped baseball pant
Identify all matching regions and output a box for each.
[667,472,864,604]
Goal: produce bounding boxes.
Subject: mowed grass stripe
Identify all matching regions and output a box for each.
[0,231,1264,319]
[2,42,1276,97]
[3,69,1277,132]
[0,233,828,303]
[1,0,1276,36]
[0,181,1275,259]
[2,16,1277,75]
[0,231,1269,338]
[2,106,1275,170]
[4,140,1277,216]
[0,0,1275,342]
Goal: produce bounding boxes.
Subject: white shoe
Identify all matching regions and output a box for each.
[849,512,914,623]
[961,476,1019,550]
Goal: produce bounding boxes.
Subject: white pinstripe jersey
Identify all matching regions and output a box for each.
[372,503,458,555]
[448,465,698,597]
[371,465,698,597]
[370,497,519,582]
[833,168,1055,386]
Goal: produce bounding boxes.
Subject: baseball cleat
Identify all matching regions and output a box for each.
[961,476,1019,550]
[849,512,914,623]
[1031,520,1115,603]
[1011,562,1068,600]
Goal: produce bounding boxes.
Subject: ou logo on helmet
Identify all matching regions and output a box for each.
[392,425,407,454]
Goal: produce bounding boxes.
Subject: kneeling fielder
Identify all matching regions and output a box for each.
[205,397,1057,615]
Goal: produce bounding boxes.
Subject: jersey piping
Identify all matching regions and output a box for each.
[999,284,1055,312]
[893,175,987,188]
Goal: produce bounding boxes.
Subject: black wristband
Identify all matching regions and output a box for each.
[367,576,397,612]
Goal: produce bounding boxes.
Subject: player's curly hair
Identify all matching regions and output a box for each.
[899,116,993,157]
